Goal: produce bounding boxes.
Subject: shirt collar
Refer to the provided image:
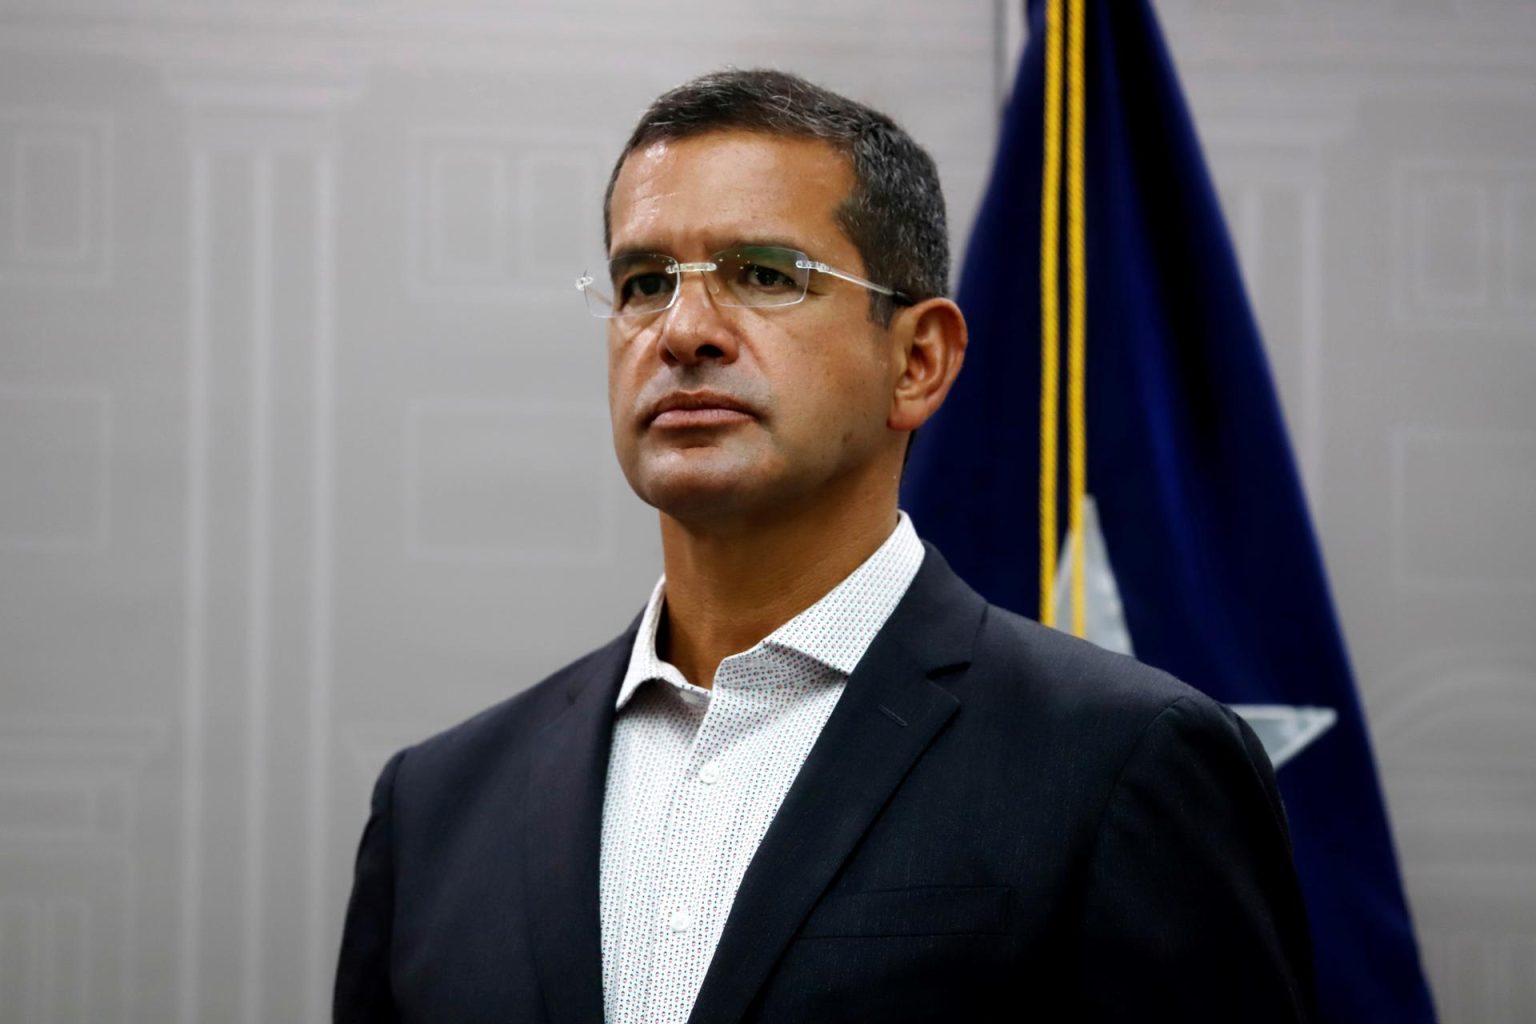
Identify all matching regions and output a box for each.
[616,511,925,710]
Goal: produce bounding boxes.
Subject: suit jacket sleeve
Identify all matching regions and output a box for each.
[334,748,406,1024]
[1076,695,1316,1022]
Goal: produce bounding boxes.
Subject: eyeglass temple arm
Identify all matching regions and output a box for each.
[575,274,616,306]
[795,259,908,302]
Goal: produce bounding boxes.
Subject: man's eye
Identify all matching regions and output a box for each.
[621,273,671,300]
[742,264,794,290]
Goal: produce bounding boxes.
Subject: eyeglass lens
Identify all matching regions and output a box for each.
[598,246,810,317]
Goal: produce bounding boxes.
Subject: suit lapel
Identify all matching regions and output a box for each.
[686,547,987,1024]
[523,628,633,1024]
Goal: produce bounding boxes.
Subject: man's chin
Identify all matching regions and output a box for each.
[639,480,757,525]
[627,457,776,526]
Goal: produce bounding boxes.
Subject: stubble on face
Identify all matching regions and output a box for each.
[615,357,781,519]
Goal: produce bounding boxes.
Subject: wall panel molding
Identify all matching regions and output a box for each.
[0,108,113,289]
[0,717,165,1023]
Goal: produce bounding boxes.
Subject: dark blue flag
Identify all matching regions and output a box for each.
[902,1,1437,1020]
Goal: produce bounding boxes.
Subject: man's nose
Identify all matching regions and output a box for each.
[656,272,740,367]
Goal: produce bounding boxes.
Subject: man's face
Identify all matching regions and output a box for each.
[605,130,903,526]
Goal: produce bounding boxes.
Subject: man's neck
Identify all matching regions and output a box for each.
[656,499,900,689]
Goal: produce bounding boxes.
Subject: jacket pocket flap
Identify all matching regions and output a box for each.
[797,885,1011,939]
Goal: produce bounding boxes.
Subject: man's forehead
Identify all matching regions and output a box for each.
[621,130,846,167]
[607,131,855,255]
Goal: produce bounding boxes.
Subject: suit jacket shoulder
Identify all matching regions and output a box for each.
[404,624,634,768]
[336,624,634,1024]
[974,597,1224,726]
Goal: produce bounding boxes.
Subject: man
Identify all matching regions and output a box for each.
[335,69,1315,1023]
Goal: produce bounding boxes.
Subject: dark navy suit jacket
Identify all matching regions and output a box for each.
[334,545,1315,1022]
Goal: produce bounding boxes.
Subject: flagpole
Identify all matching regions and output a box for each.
[1066,0,1089,638]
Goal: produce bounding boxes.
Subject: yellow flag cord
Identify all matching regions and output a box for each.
[1039,0,1088,636]
[1038,0,1064,628]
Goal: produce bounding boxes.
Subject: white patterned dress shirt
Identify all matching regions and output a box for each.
[599,512,926,1024]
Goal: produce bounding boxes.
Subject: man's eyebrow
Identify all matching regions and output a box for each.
[607,236,816,260]
[607,244,665,262]
[720,237,813,253]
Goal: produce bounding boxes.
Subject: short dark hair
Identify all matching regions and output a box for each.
[603,68,950,324]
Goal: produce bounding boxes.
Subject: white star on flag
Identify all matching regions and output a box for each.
[1053,496,1335,770]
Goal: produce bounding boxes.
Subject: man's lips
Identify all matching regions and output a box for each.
[645,391,759,429]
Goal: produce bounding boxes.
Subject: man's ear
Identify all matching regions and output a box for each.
[888,297,967,433]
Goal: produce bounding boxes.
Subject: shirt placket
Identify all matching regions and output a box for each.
[608,685,703,1024]
[646,656,760,1019]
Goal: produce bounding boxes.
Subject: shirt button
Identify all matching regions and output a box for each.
[670,909,692,932]
[698,762,720,785]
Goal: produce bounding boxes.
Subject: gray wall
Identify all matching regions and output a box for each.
[0,1,1530,1021]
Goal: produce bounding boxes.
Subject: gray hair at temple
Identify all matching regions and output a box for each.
[602,68,950,325]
